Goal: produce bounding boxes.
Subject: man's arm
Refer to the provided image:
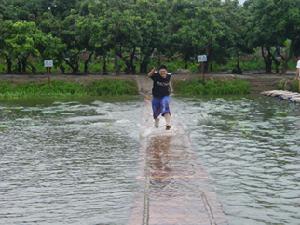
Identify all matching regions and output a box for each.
[296,60,300,80]
[147,67,156,77]
[170,80,174,95]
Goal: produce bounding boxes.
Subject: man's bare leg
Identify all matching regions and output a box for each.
[154,118,159,128]
[164,113,171,130]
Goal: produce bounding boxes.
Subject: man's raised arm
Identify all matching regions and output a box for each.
[147,67,156,77]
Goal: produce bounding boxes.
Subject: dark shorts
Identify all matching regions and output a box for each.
[152,96,171,119]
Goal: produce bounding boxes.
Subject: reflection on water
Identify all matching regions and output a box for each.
[175,96,300,225]
[0,100,141,225]
[148,136,172,185]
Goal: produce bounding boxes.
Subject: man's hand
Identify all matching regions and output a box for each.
[147,67,156,77]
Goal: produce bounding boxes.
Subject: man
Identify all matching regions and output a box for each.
[147,65,172,130]
[296,56,300,92]
[296,56,300,79]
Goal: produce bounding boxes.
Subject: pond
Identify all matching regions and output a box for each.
[0,97,299,225]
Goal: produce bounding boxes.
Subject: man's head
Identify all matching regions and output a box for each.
[158,65,168,77]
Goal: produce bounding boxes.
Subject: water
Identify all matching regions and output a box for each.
[175,97,300,225]
[0,99,142,225]
[0,97,300,225]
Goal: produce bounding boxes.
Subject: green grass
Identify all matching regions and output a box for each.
[277,79,299,93]
[0,79,138,100]
[173,78,251,96]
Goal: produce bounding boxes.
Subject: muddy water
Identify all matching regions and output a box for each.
[0,96,300,225]
[175,97,300,225]
[0,100,142,225]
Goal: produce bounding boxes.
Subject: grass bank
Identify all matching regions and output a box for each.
[173,79,250,97]
[0,79,138,100]
[277,79,300,93]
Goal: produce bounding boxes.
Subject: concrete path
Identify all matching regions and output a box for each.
[128,76,227,225]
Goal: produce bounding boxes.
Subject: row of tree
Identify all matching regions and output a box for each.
[0,0,299,74]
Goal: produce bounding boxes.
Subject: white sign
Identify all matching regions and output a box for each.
[44,60,53,68]
[198,55,207,62]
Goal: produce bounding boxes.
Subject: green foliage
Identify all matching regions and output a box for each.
[86,80,138,96]
[277,79,299,93]
[1,0,300,74]
[0,79,138,99]
[173,79,251,96]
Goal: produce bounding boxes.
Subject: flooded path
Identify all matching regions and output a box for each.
[0,77,299,225]
[129,77,226,225]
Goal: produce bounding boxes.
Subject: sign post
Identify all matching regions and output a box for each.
[198,55,207,81]
[44,60,53,85]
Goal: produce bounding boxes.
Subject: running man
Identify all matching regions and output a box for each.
[147,65,172,130]
[296,56,300,79]
[296,56,300,92]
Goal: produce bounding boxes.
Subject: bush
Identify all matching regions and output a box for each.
[173,78,250,96]
[0,79,138,99]
[277,79,299,93]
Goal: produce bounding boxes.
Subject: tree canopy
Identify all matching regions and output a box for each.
[0,0,299,74]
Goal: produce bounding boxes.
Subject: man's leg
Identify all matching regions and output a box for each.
[164,113,171,130]
[152,97,161,127]
[161,96,171,129]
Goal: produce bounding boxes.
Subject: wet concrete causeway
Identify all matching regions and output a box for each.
[129,77,227,225]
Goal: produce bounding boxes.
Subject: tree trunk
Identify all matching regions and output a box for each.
[140,48,155,74]
[157,51,161,66]
[29,63,36,74]
[280,42,293,74]
[73,63,79,74]
[265,59,272,73]
[84,51,94,74]
[123,48,136,74]
[204,38,213,73]
[64,59,79,74]
[184,57,188,69]
[17,59,22,73]
[60,65,65,74]
[102,54,107,75]
[6,56,12,74]
[261,46,272,73]
[274,60,280,74]
[114,46,121,75]
[237,51,240,71]
[271,47,281,74]
[21,59,27,73]
[129,47,136,74]
[233,50,242,74]
[140,56,150,74]
[204,51,212,73]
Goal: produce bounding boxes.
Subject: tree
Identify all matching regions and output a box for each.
[0,20,14,73]
[1,20,64,73]
[245,0,291,73]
